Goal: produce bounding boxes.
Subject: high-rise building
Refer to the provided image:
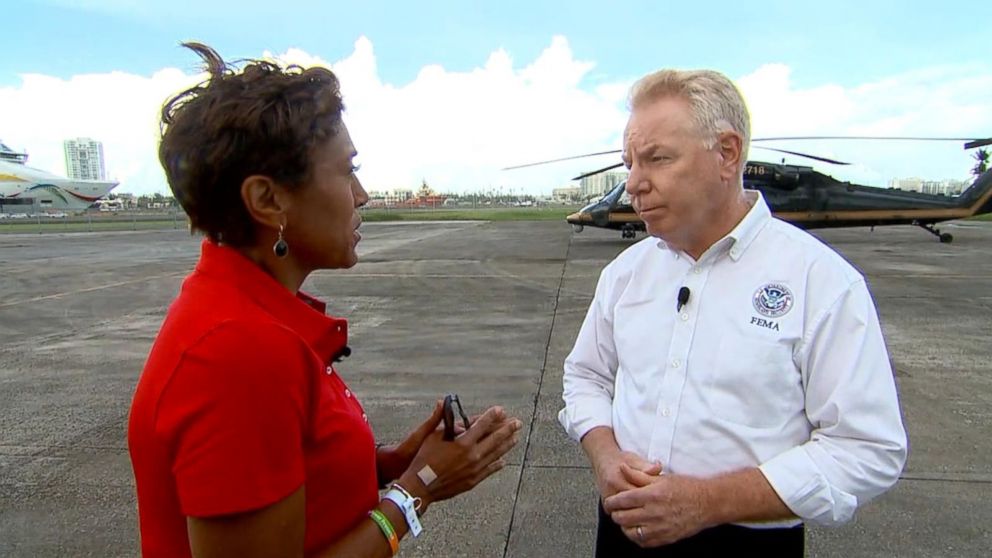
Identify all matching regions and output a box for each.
[579,170,628,199]
[63,138,106,181]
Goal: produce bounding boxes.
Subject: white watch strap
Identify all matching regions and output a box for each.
[383,488,423,537]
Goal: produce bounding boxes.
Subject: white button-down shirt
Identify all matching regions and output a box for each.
[559,192,907,527]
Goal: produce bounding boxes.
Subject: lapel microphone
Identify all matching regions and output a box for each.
[676,286,691,312]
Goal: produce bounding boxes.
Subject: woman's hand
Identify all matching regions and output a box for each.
[400,406,522,505]
[377,401,445,484]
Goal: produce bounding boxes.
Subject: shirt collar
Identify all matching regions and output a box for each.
[193,239,348,364]
[654,190,770,263]
[724,190,771,261]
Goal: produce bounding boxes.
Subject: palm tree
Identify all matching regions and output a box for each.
[972,148,989,178]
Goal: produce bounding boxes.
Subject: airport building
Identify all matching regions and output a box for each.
[552,185,581,202]
[888,177,967,196]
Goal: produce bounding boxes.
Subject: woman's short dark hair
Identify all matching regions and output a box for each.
[159,42,344,246]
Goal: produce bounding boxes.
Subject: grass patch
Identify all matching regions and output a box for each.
[0,219,187,234]
[0,207,583,233]
[359,207,579,222]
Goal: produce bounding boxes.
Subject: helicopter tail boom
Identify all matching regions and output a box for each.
[955,169,992,217]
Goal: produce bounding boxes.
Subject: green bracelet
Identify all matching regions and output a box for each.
[369,509,399,555]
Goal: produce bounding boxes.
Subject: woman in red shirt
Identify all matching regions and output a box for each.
[127,42,522,558]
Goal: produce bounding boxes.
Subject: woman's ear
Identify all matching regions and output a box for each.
[240,175,290,230]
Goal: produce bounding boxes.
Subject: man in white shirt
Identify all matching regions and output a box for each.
[558,69,907,556]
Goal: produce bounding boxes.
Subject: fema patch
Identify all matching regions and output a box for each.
[753,283,794,318]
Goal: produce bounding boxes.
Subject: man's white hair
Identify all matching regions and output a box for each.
[628,69,751,171]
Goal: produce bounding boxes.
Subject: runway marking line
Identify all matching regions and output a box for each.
[0,272,187,309]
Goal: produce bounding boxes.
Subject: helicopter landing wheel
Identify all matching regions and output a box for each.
[917,222,953,243]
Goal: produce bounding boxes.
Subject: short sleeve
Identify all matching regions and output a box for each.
[156,320,314,517]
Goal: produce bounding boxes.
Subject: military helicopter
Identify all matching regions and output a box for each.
[506,137,992,243]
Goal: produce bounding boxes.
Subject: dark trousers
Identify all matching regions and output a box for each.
[596,502,805,557]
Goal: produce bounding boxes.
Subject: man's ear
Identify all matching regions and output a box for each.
[716,131,744,182]
[240,175,290,230]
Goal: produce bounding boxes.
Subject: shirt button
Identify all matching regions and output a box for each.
[344,389,352,398]
[693,267,702,274]
[662,408,671,417]
[680,313,689,321]
[362,413,368,422]
[325,366,333,375]
[671,359,680,368]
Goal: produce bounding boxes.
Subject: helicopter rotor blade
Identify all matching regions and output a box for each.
[964,138,992,150]
[753,135,992,151]
[751,146,851,165]
[572,162,626,181]
[502,149,622,171]
[752,136,982,142]
[503,136,992,172]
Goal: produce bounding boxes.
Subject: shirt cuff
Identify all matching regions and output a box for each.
[759,445,857,526]
[557,399,613,442]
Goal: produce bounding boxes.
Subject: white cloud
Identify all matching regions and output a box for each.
[269,35,630,195]
[739,63,992,185]
[0,67,200,195]
[2,38,990,197]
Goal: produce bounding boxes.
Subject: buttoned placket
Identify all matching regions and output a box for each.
[326,364,369,423]
[646,252,712,465]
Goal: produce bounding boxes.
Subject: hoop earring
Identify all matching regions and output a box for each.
[273,224,289,258]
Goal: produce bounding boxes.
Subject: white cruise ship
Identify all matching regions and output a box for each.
[0,139,119,213]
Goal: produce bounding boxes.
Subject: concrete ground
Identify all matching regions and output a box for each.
[1,219,990,557]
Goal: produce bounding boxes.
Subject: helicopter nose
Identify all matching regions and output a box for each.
[590,204,610,227]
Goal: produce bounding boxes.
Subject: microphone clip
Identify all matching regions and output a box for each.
[676,287,691,312]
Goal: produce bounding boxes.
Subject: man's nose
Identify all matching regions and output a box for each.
[625,167,646,195]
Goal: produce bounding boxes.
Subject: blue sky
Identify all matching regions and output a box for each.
[5,1,982,88]
[2,0,990,195]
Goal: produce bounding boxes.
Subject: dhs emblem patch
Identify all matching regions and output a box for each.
[753,283,794,318]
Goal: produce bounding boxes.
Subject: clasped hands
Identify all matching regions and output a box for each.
[595,451,713,548]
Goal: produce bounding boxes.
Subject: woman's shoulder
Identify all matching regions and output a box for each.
[153,275,308,367]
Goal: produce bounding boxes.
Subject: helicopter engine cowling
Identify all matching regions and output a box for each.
[745,162,803,190]
[769,170,801,190]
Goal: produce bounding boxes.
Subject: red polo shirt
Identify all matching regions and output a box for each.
[128,240,378,557]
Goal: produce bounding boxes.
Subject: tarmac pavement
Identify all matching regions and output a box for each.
[1,219,990,557]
